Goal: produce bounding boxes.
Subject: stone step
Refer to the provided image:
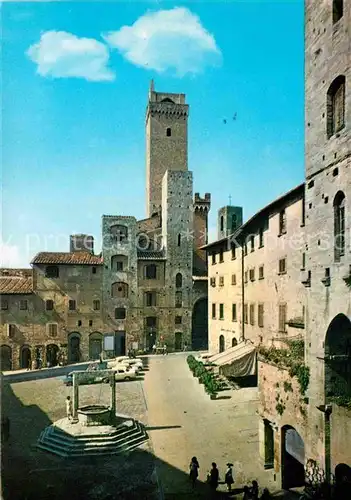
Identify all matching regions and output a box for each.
[37,433,147,458]
[50,419,138,441]
[40,424,146,452]
[40,421,144,447]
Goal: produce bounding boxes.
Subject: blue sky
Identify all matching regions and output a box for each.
[1,1,304,267]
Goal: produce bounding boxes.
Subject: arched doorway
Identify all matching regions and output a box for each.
[281,425,305,490]
[46,344,59,367]
[175,332,182,351]
[20,346,31,369]
[192,298,208,350]
[89,332,103,360]
[232,337,238,347]
[219,335,225,353]
[68,333,81,363]
[334,463,351,498]
[325,314,351,401]
[0,345,12,371]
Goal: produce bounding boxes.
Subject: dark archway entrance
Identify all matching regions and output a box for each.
[175,332,182,351]
[68,333,81,363]
[89,332,102,360]
[46,344,59,367]
[192,298,208,350]
[20,346,31,369]
[281,425,305,490]
[232,337,238,347]
[325,314,351,401]
[219,335,225,353]
[0,345,12,371]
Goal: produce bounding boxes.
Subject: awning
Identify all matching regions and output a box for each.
[216,342,256,377]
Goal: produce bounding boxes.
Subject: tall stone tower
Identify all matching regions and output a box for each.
[146,80,189,218]
[217,206,243,240]
[305,0,350,475]
[193,193,211,275]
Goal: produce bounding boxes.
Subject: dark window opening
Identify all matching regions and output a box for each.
[93,299,100,311]
[220,215,224,232]
[115,307,126,319]
[175,291,182,308]
[333,0,343,23]
[327,75,345,138]
[92,267,97,274]
[45,265,59,278]
[77,320,82,327]
[19,300,28,310]
[175,316,182,325]
[145,264,157,279]
[46,300,54,311]
[1,299,8,310]
[279,209,287,235]
[232,304,237,322]
[89,320,93,327]
[334,191,345,261]
[69,300,76,311]
[175,273,182,288]
[219,303,224,320]
[48,323,58,337]
[177,234,181,247]
[212,303,216,319]
[166,127,171,137]
[145,292,157,307]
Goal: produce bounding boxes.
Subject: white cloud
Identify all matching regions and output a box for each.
[26,30,115,82]
[103,7,221,76]
[0,242,22,268]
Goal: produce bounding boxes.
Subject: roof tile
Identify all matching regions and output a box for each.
[31,252,103,265]
[0,276,33,294]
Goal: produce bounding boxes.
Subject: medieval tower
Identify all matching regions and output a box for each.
[304,0,350,476]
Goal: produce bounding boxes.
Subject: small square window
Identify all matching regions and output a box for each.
[77,320,82,327]
[92,267,97,274]
[1,300,8,310]
[175,316,182,325]
[46,300,54,311]
[93,300,100,311]
[89,320,93,327]
[19,300,28,310]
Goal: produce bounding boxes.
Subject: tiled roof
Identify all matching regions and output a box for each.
[0,276,33,294]
[103,215,136,220]
[137,250,166,260]
[31,252,103,265]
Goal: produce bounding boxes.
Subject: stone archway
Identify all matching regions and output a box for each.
[325,314,351,401]
[68,333,81,364]
[0,345,12,371]
[89,332,103,360]
[20,346,31,369]
[192,298,208,350]
[281,425,305,490]
[46,344,59,367]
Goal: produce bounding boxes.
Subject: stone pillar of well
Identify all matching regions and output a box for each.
[110,372,116,422]
[72,373,79,420]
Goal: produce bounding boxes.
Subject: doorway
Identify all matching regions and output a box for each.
[0,345,12,371]
[20,346,31,369]
[192,298,208,350]
[219,335,225,353]
[46,344,59,367]
[281,425,305,490]
[89,332,102,360]
[68,333,81,363]
[175,332,182,351]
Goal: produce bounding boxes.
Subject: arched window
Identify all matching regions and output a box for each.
[334,191,345,261]
[111,282,129,298]
[219,335,225,353]
[177,234,181,246]
[333,0,343,24]
[220,215,224,232]
[45,265,59,278]
[166,127,171,137]
[232,337,238,347]
[175,273,182,288]
[327,75,345,138]
[145,264,157,279]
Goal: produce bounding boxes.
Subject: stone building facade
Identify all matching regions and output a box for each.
[0,82,211,370]
[204,0,350,489]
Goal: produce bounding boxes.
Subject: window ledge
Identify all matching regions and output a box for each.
[258,244,264,249]
[278,271,287,275]
[278,231,287,238]
[300,223,305,228]
[251,249,255,253]
[264,463,274,470]
[258,276,264,280]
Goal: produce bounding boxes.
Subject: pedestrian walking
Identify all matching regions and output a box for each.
[183,342,188,352]
[225,462,234,492]
[251,480,259,499]
[208,462,219,491]
[163,343,168,355]
[189,456,200,488]
[66,396,73,422]
[152,344,156,354]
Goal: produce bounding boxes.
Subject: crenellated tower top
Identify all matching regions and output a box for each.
[194,193,211,213]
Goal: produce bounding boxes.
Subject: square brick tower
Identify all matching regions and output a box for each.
[146,80,189,218]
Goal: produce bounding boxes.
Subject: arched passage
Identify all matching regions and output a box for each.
[89,332,103,360]
[219,335,225,353]
[0,345,12,371]
[192,298,208,350]
[325,314,351,401]
[46,344,59,367]
[68,333,81,364]
[20,346,31,369]
[281,425,305,490]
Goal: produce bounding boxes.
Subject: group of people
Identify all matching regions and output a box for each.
[152,343,168,355]
[189,457,270,498]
